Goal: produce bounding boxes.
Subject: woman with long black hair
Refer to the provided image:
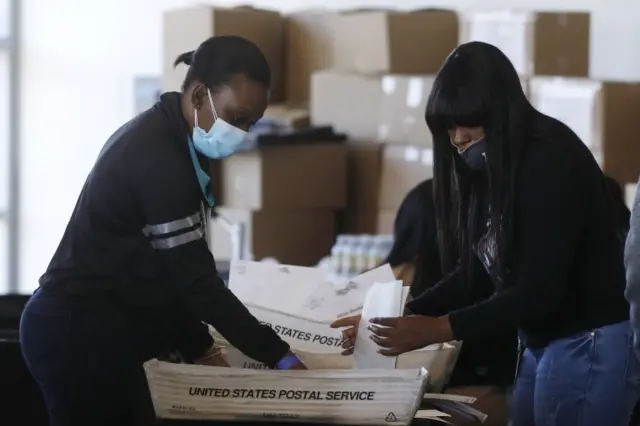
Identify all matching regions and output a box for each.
[385,179,516,426]
[333,42,639,425]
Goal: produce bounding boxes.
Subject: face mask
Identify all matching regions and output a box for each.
[458,137,487,171]
[192,89,248,159]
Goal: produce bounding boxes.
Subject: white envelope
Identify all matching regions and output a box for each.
[353,281,409,370]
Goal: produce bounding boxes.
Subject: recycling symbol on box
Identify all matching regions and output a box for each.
[385,412,397,422]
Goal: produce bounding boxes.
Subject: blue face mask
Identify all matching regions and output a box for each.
[192,89,248,159]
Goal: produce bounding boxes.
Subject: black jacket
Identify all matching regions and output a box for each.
[408,115,629,349]
[410,260,517,387]
[39,93,290,367]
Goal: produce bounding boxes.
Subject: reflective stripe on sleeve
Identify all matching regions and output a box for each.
[150,227,205,249]
[142,211,201,237]
[142,210,205,249]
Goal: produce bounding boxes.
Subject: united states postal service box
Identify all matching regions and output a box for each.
[211,261,462,391]
[218,339,461,393]
[529,77,640,185]
[460,10,590,77]
[144,360,429,424]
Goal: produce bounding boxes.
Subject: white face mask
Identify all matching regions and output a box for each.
[192,89,248,159]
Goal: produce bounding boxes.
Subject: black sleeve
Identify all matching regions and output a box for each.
[447,145,584,340]
[171,313,214,363]
[137,166,289,368]
[406,267,468,316]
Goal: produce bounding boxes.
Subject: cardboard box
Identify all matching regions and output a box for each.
[220,143,347,209]
[261,105,310,131]
[339,210,396,236]
[346,145,383,208]
[529,77,640,185]
[144,360,429,424]
[379,145,434,211]
[335,9,458,74]
[461,11,590,77]
[311,72,435,146]
[162,6,285,102]
[210,261,463,392]
[208,208,336,266]
[285,11,338,105]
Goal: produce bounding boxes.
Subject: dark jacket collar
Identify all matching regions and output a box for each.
[158,92,210,172]
[159,92,191,145]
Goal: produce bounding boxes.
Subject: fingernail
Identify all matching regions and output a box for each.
[367,325,374,332]
[369,318,376,323]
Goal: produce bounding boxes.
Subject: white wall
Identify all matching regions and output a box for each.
[17,0,640,291]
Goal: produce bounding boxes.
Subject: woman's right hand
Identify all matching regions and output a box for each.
[330,315,362,355]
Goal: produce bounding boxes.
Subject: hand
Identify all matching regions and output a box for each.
[330,315,361,355]
[368,315,453,356]
[279,351,308,370]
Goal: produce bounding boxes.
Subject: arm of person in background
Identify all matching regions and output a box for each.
[137,171,304,370]
[625,178,640,359]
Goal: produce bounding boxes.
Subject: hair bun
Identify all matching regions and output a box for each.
[173,50,195,67]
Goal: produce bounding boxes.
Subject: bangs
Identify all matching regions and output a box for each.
[426,57,489,131]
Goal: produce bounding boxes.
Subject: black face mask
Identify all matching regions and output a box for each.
[458,137,487,171]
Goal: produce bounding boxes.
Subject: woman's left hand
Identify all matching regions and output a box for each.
[368,315,453,356]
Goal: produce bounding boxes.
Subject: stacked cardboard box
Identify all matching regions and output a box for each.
[306,10,458,233]
[459,11,591,78]
[529,78,640,186]
[460,9,640,188]
[163,6,640,263]
[163,6,285,102]
[208,142,346,266]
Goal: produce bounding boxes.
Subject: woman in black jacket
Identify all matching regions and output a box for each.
[385,179,516,426]
[20,36,305,426]
[333,42,639,426]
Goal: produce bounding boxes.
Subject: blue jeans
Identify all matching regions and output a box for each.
[512,321,640,426]
[19,289,155,426]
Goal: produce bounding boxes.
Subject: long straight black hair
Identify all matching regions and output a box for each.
[425,42,535,284]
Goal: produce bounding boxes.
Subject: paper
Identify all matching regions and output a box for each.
[353,280,404,370]
[299,266,397,322]
[219,261,463,391]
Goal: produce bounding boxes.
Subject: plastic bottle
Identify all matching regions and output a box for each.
[341,235,358,278]
[331,235,347,276]
[366,235,385,270]
[354,235,374,275]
